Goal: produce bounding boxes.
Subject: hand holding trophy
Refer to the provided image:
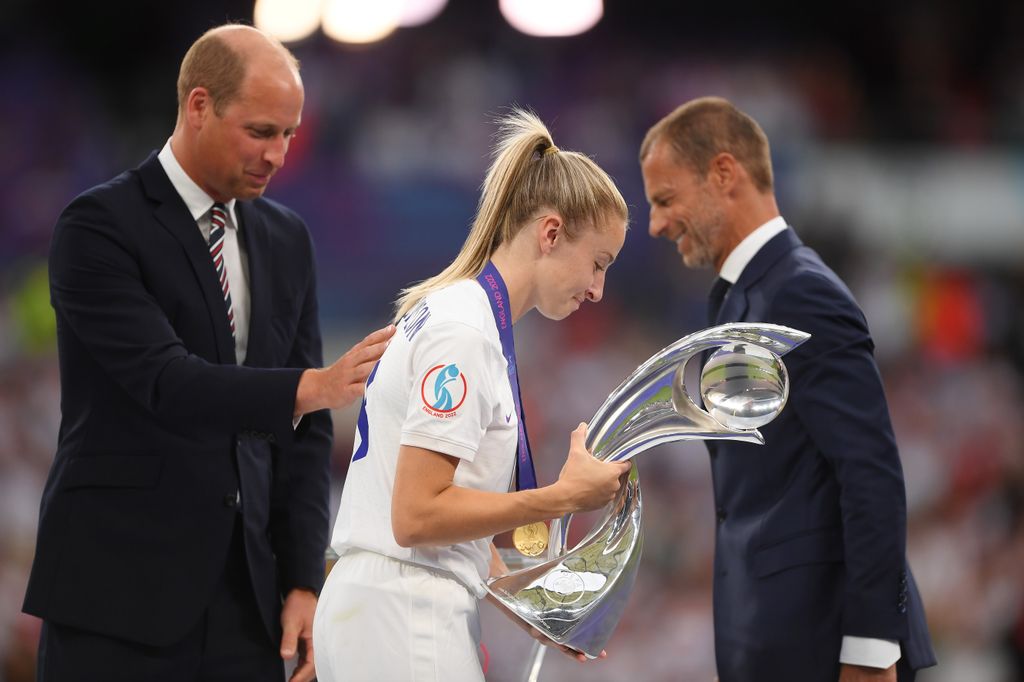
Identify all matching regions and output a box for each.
[486,322,809,671]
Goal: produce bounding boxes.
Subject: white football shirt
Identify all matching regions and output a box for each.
[330,279,519,596]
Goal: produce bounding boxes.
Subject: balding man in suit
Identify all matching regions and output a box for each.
[24,24,393,682]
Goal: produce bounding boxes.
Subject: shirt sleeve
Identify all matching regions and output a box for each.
[839,636,901,668]
[400,320,498,462]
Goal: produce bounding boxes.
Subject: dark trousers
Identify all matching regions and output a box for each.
[38,520,282,682]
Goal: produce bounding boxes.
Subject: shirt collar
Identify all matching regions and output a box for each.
[157,140,238,227]
[718,216,788,284]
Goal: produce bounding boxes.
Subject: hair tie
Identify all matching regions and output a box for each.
[543,144,560,156]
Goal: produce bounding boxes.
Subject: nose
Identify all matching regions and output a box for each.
[648,205,666,239]
[263,135,289,169]
[586,270,606,303]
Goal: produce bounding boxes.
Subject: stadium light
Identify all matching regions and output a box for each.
[254,0,323,43]
[321,0,405,44]
[399,0,448,27]
[499,0,603,37]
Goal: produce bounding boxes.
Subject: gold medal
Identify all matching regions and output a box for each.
[513,521,548,557]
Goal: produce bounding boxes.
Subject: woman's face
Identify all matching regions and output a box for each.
[534,216,627,321]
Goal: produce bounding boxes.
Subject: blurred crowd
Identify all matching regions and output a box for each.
[2,1,1024,680]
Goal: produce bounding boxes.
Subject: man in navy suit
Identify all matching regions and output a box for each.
[23,24,394,682]
[640,97,936,681]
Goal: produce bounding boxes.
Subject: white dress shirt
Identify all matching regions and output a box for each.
[158,141,250,365]
[718,215,901,670]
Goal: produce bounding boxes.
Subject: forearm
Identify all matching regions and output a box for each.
[155,355,304,441]
[51,199,306,438]
[274,277,333,590]
[393,482,569,548]
[271,410,333,592]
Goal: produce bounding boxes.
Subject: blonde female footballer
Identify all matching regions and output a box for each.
[313,110,631,681]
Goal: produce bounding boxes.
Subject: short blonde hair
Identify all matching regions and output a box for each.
[394,109,628,321]
[640,96,774,192]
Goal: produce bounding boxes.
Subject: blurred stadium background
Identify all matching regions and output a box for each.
[1,1,1023,680]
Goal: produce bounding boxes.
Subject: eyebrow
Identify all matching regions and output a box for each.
[246,122,301,134]
[599,250,616,266]
[650,188,672,204]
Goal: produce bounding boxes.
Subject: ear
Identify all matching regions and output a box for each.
[536,213,564,255]
[185,87,213,129]
[708,152,739,193]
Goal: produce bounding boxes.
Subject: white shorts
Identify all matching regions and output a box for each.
[313,549,484,682]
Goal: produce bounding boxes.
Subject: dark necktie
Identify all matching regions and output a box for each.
[208,203,236,338]
[707,276,731,325]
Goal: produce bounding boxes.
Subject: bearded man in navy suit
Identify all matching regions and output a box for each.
[24,24,394,682]
[640,97,936,682]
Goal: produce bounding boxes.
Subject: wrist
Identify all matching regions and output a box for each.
[294,368,323,417]
[531,482,574,518]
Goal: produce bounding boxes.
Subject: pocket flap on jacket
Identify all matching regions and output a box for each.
[752,528,844,578]
[62,455,163,490]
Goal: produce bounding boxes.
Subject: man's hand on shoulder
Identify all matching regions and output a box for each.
[294,324,395,416]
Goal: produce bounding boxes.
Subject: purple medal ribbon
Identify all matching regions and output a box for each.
[476,261,538,491]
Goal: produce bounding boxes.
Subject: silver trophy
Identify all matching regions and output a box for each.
[486,322,809,671]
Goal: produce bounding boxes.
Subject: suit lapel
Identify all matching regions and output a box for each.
[717,227,803,323]
[237,202,271,367]
[138,154,235,364]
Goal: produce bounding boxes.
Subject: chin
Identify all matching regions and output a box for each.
[243,187,268,199]
[537,306,573,322]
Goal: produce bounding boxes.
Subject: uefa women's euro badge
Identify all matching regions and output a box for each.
[485,322,809,661]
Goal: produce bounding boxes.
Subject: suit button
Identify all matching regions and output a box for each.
[716,508,727,523]
[223,493,238,508]
[898,604,907,614]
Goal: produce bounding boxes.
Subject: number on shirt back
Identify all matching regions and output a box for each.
[352,303,431,462]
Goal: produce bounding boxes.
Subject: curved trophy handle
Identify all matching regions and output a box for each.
[486,323,809,661]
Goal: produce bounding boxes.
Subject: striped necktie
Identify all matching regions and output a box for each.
[208,203,236,338]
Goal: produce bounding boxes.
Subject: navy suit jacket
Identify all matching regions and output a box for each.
[23,153,333,647]
[708,228,935,681]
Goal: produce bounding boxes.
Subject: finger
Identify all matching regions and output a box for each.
[288,634,315,681]
[289,654,316,682]
[280,622,300,660]
[362,324,396,346]
[569,422,588,449]
[345,358,379,385]
[344,338,392,368]
[304,634,315,667]
[557,644,581,659]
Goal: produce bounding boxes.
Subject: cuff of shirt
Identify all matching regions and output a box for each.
[292,415,302,430]
[839,636,901,669]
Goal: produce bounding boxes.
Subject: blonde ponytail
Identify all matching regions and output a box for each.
[394,109,627,320]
